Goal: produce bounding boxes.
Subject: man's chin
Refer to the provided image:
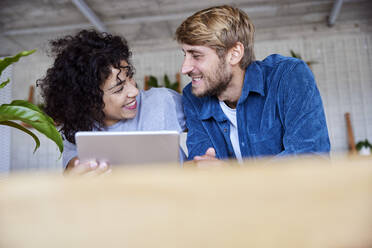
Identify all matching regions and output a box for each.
[192,85,209,97]
[191,88,205,98]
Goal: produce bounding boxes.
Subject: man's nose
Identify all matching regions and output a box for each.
[181,58,193,75]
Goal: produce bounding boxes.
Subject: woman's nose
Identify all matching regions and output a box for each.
[127,80,139,98]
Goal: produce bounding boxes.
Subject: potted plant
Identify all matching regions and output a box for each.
[356,139,372,156]
[0,50,63,154]
[144,73,181,93]
[289,50,317,69]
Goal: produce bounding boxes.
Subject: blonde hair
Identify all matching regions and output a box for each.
[175,5,255,69]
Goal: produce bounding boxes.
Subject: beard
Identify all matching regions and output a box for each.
[192,59,233,98]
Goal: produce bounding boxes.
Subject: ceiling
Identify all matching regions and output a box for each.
[1,0,371,56]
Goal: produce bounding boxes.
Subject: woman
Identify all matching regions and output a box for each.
[38,30,185,175]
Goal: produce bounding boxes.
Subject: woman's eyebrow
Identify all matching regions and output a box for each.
[106,65,131,91]
[107,80,124,91]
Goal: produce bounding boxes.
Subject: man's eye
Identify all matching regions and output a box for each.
[193,55,201,59]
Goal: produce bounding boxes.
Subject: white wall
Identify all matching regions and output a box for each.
[8,32,372,171]
[0,65,12,177]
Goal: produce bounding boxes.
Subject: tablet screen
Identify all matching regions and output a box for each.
[75,131,180,166]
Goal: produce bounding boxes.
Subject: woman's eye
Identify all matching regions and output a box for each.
[114,86,124,94]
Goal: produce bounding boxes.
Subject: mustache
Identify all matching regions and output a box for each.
[188,72,202,77]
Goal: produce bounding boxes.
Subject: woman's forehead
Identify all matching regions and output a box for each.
[119,60,129,67]
[110,61,129,75]
[102,67,128,90]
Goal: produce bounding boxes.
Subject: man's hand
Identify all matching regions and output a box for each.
[194,147,218,161]
[185,147,228,168]
[64,158,112,177]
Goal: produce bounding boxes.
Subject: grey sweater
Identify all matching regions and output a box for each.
[62,88,186,168]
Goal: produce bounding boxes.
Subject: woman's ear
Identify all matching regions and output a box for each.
[228,42,244,66]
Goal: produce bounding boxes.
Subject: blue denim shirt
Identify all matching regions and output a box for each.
[183,54,330,160]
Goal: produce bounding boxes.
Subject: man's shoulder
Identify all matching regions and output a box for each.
[250,54,308,85]
[259,54,302,69]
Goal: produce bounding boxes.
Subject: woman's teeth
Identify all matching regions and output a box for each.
[124,101,137,110]
[126,101,136,107]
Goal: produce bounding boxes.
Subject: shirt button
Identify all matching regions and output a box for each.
[224,128,227,133]
[242,142,245,146]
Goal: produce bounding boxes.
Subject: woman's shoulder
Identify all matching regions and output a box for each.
[141,87,181,104]
[138,88,185,131]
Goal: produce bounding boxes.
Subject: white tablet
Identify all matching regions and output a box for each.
[75,130,180,166]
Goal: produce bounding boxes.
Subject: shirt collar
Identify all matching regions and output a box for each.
[239,61,265,103]
[199,96,227,121]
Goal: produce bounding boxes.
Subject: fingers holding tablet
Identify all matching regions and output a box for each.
[65,157,111,176]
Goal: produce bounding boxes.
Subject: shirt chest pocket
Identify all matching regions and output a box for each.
[247,122,284,156]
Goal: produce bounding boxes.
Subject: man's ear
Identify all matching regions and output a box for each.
[227,42,244,66]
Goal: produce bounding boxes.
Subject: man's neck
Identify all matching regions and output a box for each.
[217,66,245,109]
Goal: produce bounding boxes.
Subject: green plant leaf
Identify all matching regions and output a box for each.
[164,74,171,88]
[356,142,362,151]
[0,50,36,82]
[0,49,63,157]
[10,100,55,125]
[356,139,372,151]
[147,75,159,88]
[0,79,10,89]
[170,82,179,91]
[0,102,63,154]
[289,50,301,59]
[306,61,318,66]
[0,120,40,153]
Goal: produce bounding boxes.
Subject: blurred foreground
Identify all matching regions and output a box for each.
[1,155,371,248]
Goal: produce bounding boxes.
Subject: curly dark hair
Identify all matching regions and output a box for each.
[38,29,134,144]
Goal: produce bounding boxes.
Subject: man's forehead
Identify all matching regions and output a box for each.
[181,44,214,53]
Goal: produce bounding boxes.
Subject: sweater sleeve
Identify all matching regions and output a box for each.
[62,138,77,169]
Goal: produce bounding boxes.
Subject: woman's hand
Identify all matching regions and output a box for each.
[64,157,112,176]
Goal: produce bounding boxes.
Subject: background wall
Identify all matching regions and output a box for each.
[0,65,12,177]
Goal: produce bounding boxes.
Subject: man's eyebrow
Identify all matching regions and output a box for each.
[185,49,203,54]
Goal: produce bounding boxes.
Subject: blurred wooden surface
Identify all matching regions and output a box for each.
[1,156,372,248]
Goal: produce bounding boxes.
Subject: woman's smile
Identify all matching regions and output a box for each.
[123,100,137,110]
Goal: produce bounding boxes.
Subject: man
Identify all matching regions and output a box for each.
[175,5,330,163]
